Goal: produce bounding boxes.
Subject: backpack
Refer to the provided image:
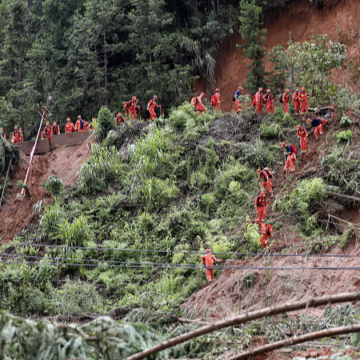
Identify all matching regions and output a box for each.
[279,94,283,103]
[232,93,235,102]
[290,144,297,155]
[210,95,217,106]
[266,224,273,237]
[263,167,273,179]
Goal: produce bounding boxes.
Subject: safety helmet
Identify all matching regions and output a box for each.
[307,118,311,123]
[238,86,243,90]
[261,192,265,197]
[286,89,290,92]
[259,87,263,91]
[302,86,305,90]
[117,112,122,117]
[46,121,50,125]
[153,95,158,99]
[206,249,211,253]
[296,89,299,92]
[200,92,205,97]
[267,89,271,92]
[132,96,136,100]
[281,142,286,148]
[257,169,261,173]
[215,88,220,92]
[297,125,301,130]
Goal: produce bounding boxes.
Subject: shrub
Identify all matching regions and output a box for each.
[40,200,65,236]
[337,130,352,143]
[244,223,262,253]
[240,272,257,294]
[103,129,119,148]
[282,112,293,125]
[202,193,216,216]
[41,175,64,196]
[97,105,114,139]
[339,228,354,249]
[340,115,352,127]
[260,122,284,138]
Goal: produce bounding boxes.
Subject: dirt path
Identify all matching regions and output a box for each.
[0,139,91,242]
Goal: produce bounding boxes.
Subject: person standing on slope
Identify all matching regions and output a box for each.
[255,191,267,224]
[300,86,309,115]
[211,88,221,113]
[201,249,223,282]
[307,117,328,140]
[115,112,125,125]
[257,168,274,198]
[281,142,297,173]
[123,97,140,120]
[147,95,161,121]
[297,124,308,155]
[282,89,290,114]
[234,86,243,114]
[255,88,263,114]
[65,118,75,133]
[11,126,21,143]
[52,122,60,135]
[191,92,207,114]
[259,222,273,249]
[75,116,88,132]
[41,122,52,140]
[264,89,274,114]
[293,89,300,115]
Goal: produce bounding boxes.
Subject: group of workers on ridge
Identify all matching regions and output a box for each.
[0,126,24,144]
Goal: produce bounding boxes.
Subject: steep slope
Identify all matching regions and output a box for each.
[195,0,360,111]
[0,140,91,242]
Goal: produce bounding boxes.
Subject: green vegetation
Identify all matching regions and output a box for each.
[337,130,353,143]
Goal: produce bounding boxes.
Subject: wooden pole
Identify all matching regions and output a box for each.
[124,292,360,360]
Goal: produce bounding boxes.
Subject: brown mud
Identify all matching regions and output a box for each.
[0,139,91,242]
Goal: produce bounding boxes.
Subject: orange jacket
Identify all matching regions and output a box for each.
[115,113,124,125]
[201,253,220,267]
[255,91,262,104]
[292,92,300,103]
[11,131,21,143]
[65,122,75,133]
[41,126,52,139]
[283,93,290,103]
[52,125,60,135]
[297,127,308,138]
[255,195,267,207]
[148,99,158,110]
[260,223,273,237]
[214,92,221,105]
[264,93,273,103]
[75,119,88,132]
[125,100,138,114]
[300,91,309,102]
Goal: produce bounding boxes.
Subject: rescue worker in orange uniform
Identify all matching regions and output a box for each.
[213,88,221,113]
[19,128,24,142]
[259,222,273,249]
[191,93,206,114]
[0,128,7,141]
[300,86,309,115]
[123,97,140,120]
[281,142,297,173]
[264,89,274,114]
[307,117,328,139]
[75,116,88,132]
[115,113,124,125]
[255,191,267,224]
[41,122,52,140]
[297,125,308,154]
[123,103,129,117]
[257,168,274,198]
[201,249,223,281]
[65,118,76,133]
[282,89,290,114]
[52,122,60,135]
[11,126,21,143]
[234,87,243,114]
[293,89,300,115]
[255,88,263,114]
[147,95,161,121]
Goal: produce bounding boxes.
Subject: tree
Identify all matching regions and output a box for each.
[237,0,267,94]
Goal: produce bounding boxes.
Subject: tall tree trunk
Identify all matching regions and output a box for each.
[216,0,219,17]
[104,30,108,106]
[212,0,215,13]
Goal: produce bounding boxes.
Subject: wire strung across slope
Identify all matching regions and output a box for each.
[1,241,360,258]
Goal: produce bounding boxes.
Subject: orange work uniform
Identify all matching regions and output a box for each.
[75,119,88,132]
[191,96,206,114]
[264,93,274,114]
[259,169,273,193]
[297,127,308,153]
[52,125,60,135]
[41,126,52,140]
[148,99,159,121]
[259,223,273,249]
[115,113,124,125]
[255,195,267,223]
[125,100,138,120]
[293,91,300,114]
[214,92,221,113]
[282,93,290,113]
[255,91,262,114]
[65,122,75,133]
[234,90,243,114]
[284,144,296,172]
[201,252,221,280]
[300,91,309,114]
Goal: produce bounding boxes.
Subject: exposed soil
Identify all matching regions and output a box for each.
[194,0,360,112]
[0,139,91,242]
[182,114,360,321]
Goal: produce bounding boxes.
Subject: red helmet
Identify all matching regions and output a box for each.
[281,142,286,148]
[132,96,137,100]
[257,169,261,173]
[261,192,265,197]
[297,125,301,130]
[267,89,271,92]
[200,92,205,97]
[206,249,211,253]
[215,88,220,92]
[302,86,305,90]
[296,89,299,92]
[153,95,158,99]
[307,118,311,123]
[286,89,290,92]
[238,86,243,90]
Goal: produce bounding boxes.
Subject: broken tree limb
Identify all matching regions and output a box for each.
[227,324,360,360]
[340,175,360,197]
[124,292,360,360]
[327,191,360,203]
